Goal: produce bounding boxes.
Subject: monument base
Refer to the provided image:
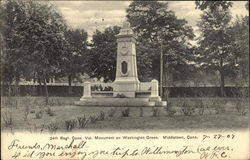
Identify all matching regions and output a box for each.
[113,79,139,98]
[75,97,167,107]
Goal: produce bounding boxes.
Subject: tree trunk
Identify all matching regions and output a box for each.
[14,76,20,109]
[43,75,49,105]
[220,71,225,97]
[219,57,225,97]
[163,63,171,99]
[38,77,42,96]
[8,83,12,97]
[14,76,19,96]
[68,74,72,96]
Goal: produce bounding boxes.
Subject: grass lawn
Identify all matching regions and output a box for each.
[1,96,249,133]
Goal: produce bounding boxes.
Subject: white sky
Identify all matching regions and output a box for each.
[53,1,248,42]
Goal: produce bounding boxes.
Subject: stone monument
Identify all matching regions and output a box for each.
[113,21,139,97]
[75,21,167,107]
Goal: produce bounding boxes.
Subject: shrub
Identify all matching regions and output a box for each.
[213,100,225,114]
[165,102,176,117]
[45,107,55,116]
[3,112,13,127]
[231,87,248,116]
[140,107,143,117]
[35,110,43,119]
[40,123,46,133]
[97,111,105,121]
[115,93,127,98]
[49,99,55,106]
[23,105,30,121]
[152,107,160,117]
[236,101,247,116]
[181,102,195,116]
[23,111,29,121]
[121,107,130,117]
[30,110,35,114]
[27,123,38,133]
[47,122,59,133]
[65,119,77,131]
[89,115,98,124]
[176,97,184,108]
[107,108,117,117]
[77,115,89,128]
[196,99,205,115]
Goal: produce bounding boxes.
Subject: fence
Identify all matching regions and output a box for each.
[1,85,249,98]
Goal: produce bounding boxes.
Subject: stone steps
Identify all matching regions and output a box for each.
[75,97,167,107]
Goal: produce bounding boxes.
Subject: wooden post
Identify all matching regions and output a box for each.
[160,39,163,97]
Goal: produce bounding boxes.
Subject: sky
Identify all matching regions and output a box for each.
[53,1,248,42]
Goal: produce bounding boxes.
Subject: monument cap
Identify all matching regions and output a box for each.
[122,21,130,29]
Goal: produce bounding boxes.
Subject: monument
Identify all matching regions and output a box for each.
[113,21,139,98]
[75,21,167,107]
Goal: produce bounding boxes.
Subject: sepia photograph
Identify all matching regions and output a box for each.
[1,0,249,159]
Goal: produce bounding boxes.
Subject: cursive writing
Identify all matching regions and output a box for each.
[7,139,233,159]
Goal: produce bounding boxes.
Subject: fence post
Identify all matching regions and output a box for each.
[151,79,159,97]
[81,81,92,100]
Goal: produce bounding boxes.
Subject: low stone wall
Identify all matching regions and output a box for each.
[139,82,151,91]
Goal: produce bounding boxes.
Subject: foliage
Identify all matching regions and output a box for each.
[126,1,195,81]
[97,111,105,121]
[152,107,160,117]
[226,15,249,84]
[3,112,13,127]
[91,85,113,91]
[1,0,29,86]
[235,101,247,116]
[65,119,77,131]
[115,93,127,98]
[231,85,248,116]
[89,115,98,124]
[77,115,89,128]
[181,102,195,116]
[87,26,120,82]
[47,122,59,133]
[35,110,43,119]
[107,108,117,117]
[195,1,232,11]
[140,107,143,117]
[63,28,88,95]
[1,1,68,103]
[165,102,176,117]
[45,107,55,116]
[30,109,35,114]
[196,1,233,96]
[23,105,29,121]
[121,107,130,117]
[213,100,226,114]
[195,99,205,115]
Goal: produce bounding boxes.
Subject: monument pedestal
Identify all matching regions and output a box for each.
[113,79,139,97]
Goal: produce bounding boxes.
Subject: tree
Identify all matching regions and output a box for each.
[196,1,233,96]
[87,26,121,82]
[1,0,30,96]
[195,1,232,11]
[126,1,195,92]
[2,1,68,104]
[63,28,88,95]
[226,5,249,85]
